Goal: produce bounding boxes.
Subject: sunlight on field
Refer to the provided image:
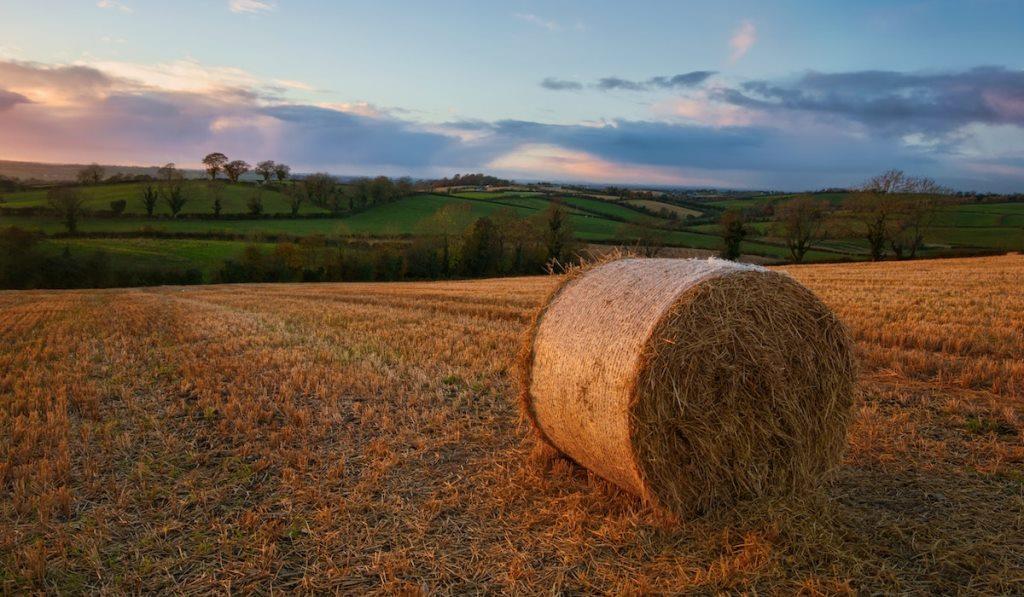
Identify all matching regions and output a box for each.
[1,255,1022,592]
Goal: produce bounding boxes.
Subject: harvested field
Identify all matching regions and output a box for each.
[2,255,1023,593]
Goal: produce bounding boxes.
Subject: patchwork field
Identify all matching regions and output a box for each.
[1,255,1022,593]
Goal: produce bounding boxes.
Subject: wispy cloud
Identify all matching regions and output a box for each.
[542,71,717,92]
[540,77,583,91]
[229,0,274,14]
[514,13,559,31]
[96,0,132,13]
[729,20,756,62]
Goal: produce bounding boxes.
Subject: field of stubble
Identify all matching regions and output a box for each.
[2,255,1022,593]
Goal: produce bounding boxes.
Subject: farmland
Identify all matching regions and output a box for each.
[2,255,1022,593]
[3,180,1024,290]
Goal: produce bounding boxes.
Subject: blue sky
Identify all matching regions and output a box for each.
[1,1,1023,190]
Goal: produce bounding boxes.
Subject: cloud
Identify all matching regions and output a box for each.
[1,58,1022,190]
[0,89,31,111]
[514,13,559,31]
[96,0,132,13]
[540,77,583,91]
[229,0,274,14]
[543,71,717,92]
[729,20,756,62]
[717,66,1024,136]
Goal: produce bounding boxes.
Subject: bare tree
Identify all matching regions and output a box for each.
[202,153,228,181]
[254,160,276,183]
[223,160,250,183]
[76,163,105,185]
[273,163,291,181]
[771,195,829,263]
[48,187,86,233]
[719,209,747,260]
[846,170,947,260]
[284,183,306,216]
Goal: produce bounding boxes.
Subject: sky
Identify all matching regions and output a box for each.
[1,1,1023,191]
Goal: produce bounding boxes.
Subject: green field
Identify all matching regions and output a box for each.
[5,182,1023,286]
[38,238,264,276]
[0,181,327,215]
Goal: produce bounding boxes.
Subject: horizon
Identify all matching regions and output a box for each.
[2,1,1023,191]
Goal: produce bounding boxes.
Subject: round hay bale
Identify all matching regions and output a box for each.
[520,258,855,516]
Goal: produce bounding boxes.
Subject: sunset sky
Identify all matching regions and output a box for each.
[2,1,1023,190]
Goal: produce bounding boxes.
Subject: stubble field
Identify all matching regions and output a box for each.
[1,255,1022,593]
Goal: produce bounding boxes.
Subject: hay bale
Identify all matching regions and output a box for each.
[520,258,855,516]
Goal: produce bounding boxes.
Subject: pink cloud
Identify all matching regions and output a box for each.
[729,20,756,63]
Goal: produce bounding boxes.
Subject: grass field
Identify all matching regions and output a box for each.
[624,198,703,218]
[1,255,1021,593]
[0,182,326,216]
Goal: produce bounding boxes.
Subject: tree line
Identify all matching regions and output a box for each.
[217,204,578,283]
[717,170,953,262]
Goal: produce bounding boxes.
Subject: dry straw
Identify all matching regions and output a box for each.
[520,258,856,517]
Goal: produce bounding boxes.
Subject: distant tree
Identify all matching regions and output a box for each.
[255,160,276,183]
[303,173,336,211]
[162,180,189,217]
[109,199,127,215]
[537,204,575,264]
[427,202,472,277]
[202,152,228,181]
[370,176,395,205]
[77,163,105,185]
[459,217,502,276]
[844,170,945,261]
[284,184,306,216]
[47,187,86,233]
[616,222,663,257]
[247,190,264,216]
[273,163,291,181]
[157,162,180,183]
[771,195,829,263]
[208,182,224,218]
[223,160,250,183]
[719,209,747,260]
[141,185,159,217]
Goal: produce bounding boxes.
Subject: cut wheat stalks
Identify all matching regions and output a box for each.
[520,258,856,517]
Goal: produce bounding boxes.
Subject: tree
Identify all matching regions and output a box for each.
[537,204,575,264]
[303,173,336,211]
[427,202,472,277]
[283,184,306,216]
[77,163,105,185]
[47,188,86,233]
[247,191,264,216]
[109,199,127,215]
[460,217,502,276]
[162,181,188,217]
[208,182,224,218]
[202,153,228,181]
[255,160,276,183]
[273,163,291,181]
[719,209,747,260]
[157,162,180,183]
[616,222,663,257]
[141,185,159,217]
[223,160,250,183]
[771,196,829,263]
[845,170,944,261]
